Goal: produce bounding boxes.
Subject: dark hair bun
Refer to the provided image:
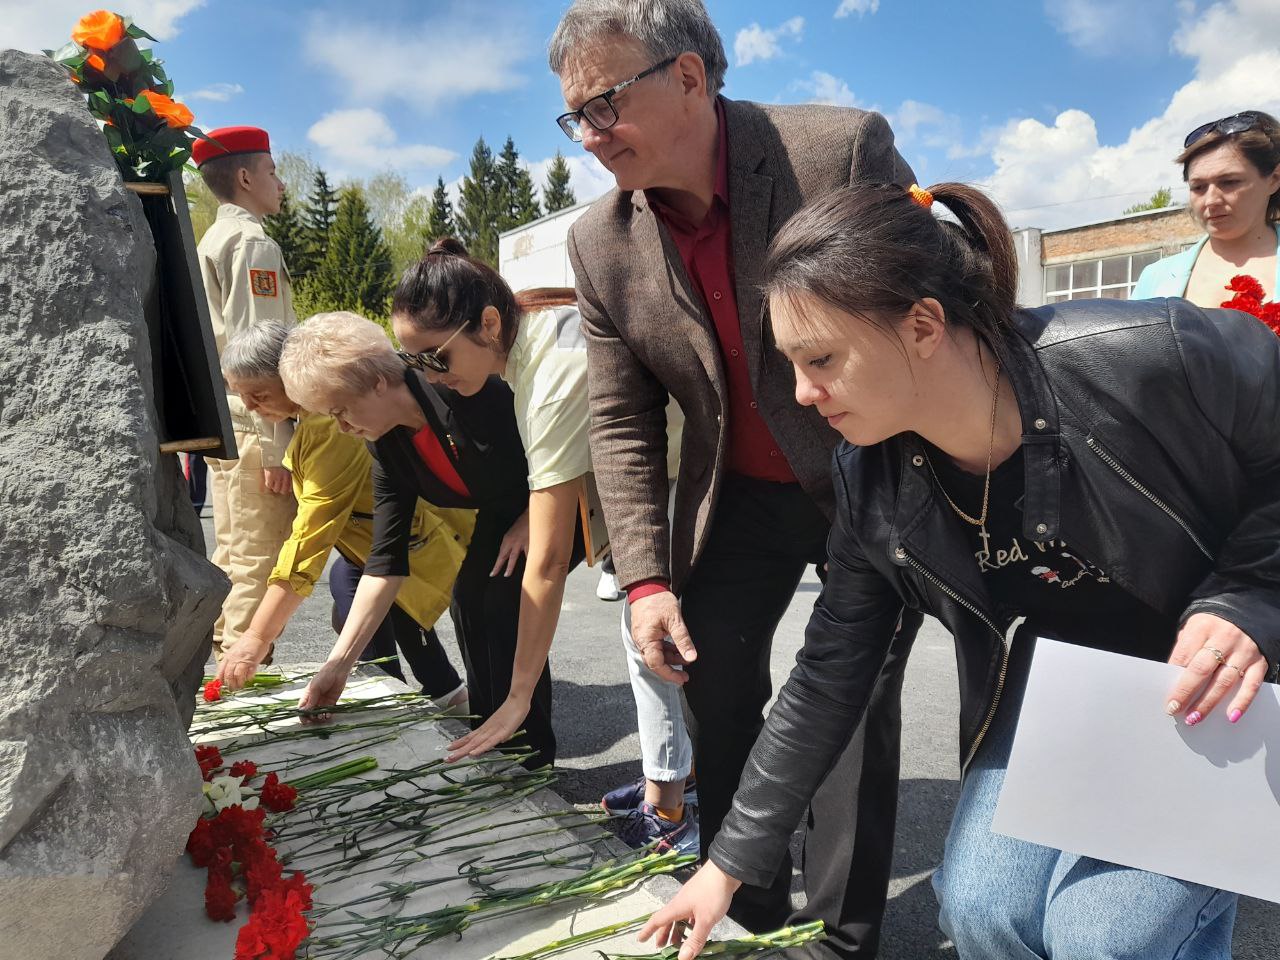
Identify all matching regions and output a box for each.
[427,236,469,258]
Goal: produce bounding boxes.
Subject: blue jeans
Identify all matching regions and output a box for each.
[621,600,693,783]
[932,640,1237,959]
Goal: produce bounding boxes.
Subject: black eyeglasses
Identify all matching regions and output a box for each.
[556,56,678,142]
[397,321,468,374]
[1184,111,1265,148]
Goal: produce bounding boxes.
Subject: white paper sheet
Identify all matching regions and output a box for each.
[992,638,1280,904]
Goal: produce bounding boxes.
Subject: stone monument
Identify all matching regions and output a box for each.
[0,49,228,959]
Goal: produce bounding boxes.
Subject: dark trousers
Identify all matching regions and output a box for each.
[328,553,462,698]
[681,475,917,956]
[449,508,584,769]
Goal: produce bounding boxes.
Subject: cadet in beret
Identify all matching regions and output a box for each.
[195,126,298,660]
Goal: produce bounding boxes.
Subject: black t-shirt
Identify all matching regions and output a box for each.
[927,444,1175,657]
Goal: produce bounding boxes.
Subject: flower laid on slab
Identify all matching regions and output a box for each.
[1221,274,1280,337]
[203,678,223,702]
[44,10,212,181]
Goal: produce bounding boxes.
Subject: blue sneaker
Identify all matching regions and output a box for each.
[617,802,700,856]
[600,776,698,815]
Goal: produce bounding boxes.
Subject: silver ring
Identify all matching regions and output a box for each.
[1223,662,1246,677]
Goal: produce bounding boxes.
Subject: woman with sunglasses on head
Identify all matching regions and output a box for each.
[640,180,1280,960]
[1133,110,1280,305]
[278,309,556,767]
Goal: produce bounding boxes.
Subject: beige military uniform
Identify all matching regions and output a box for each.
[198,203,299,656]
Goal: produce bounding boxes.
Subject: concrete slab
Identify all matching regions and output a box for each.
[111,668,736,960]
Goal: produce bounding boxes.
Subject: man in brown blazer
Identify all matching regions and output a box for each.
[551,2,921,955]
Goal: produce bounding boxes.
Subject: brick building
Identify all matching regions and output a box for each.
[1015,205,1202,306]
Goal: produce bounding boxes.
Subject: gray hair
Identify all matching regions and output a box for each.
[221,320,290,382]
[548,0,727,94]
[278,311,404,412]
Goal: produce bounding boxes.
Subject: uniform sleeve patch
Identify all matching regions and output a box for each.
[250,269,279,298]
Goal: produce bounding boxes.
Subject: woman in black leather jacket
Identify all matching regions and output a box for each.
[643,182,1280,959]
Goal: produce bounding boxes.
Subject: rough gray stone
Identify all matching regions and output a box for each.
[0,49,228,959]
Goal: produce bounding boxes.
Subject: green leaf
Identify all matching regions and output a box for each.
[139,48,154,63]
[103,125,124,150]
[125,24,159,43]
[49,42,82,63]
[131,95,153,115]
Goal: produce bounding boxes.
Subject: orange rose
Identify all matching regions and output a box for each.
[139,90,194,129]
[71,10,126,51]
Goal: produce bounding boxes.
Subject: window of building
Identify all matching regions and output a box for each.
[1044,249,1163,302]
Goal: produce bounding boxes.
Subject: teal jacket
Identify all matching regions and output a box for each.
[1131,228,1280,299]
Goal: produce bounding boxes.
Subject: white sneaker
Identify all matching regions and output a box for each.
[432,682,470,717]
[596,570,624,602]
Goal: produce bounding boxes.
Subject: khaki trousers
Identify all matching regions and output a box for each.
[207,427,297,657]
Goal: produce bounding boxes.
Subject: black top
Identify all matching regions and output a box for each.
[928,445,1174,660]
[364,368,529,577]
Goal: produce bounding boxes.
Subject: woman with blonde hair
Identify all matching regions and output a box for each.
[279,310,553,767]
[212,319,473,706]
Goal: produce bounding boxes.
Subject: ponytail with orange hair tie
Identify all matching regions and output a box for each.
[908,183,934,209]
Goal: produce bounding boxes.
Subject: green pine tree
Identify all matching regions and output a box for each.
[457,137,501,265]
[264,191,311,280]
[495,135,542,233]
[425,176,458,246]
[305,186,395,322]
[542,151,577,213]
[304,169,340,272]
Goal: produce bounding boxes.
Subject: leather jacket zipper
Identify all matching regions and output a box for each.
[1086,437,1212,560]
[900,549,1009,774]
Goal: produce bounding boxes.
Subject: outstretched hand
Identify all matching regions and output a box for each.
[298,658,351,723]
[446,695,531,763]
[639,860,741,960]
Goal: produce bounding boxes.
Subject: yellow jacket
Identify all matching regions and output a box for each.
[269,414,475,628]
[198,202,297,466]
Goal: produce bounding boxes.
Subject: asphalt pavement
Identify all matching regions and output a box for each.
[200,511,1276,959]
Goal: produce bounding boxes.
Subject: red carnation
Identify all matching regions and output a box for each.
[259,772,298,813]
[279,871,314,912]
[1222,293,1263,318]
[203,678,223,702]
[186,817,220,867]
[204,870,239,922]
[1226,274,1266,300]
[1261,302,1280,337]
[229,760,259,781]
[195,744,223,780]
[234,883,311,960]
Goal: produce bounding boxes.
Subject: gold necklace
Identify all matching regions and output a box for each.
[922,363,1002,534]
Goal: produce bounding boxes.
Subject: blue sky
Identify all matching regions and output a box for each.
[6,0,1279,228]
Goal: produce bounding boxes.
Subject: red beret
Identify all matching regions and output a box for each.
[193,126,271,167]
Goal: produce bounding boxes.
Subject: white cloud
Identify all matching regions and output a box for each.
[835,0,880,18]
[981,0,1280,227]
[0,1,205,52]
[734,17,805,68]
[182,82,243,103]
[307,109,457,177]
[891,99,962,150]
[1044,0,1174,56]
[796,70,862,108]
[303,11,530,110]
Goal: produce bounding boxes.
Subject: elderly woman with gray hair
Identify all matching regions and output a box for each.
[212,319,474,710]
[276,311,557,768]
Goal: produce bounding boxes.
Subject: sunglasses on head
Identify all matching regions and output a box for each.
[1184,111,1265,149]
[397,321,468,374]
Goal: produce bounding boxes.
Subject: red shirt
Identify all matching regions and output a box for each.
[646,98,796,486]
[411,425,470,499]
[630,100,797,603]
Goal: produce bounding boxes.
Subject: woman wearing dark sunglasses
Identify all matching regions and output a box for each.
[278,308,561,768]
[1133,110,1280,304]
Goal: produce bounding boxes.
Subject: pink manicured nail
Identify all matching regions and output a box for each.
[1185,711,1203,726]
[1229,709,1242,724]
[1165,700,1181,716]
